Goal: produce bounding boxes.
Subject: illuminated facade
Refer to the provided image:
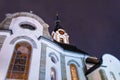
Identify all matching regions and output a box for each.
[0,12,119,80]
[87,54,120,80]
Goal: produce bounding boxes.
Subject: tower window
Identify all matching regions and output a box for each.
[60,38,64,43]
[70,64,79,80]
[6,42,32,79]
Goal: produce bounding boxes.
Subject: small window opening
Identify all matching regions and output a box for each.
[60,38,64,43]
[20,23,36,30]
[51,56,56,64]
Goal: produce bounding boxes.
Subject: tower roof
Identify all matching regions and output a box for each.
[54,13,63,32]
[54,40,88,54]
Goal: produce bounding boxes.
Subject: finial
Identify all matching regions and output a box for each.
[56,13,59,20]
[30,11,33,14]
[54,12,63,31]
[56,13,59,16]
[55,12,60,23]
[6,13,12,18]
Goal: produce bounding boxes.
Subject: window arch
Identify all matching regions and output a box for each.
[49,52,59,64]
[70,64,79,80]
[51,67,56,80]
[6,41,32,79]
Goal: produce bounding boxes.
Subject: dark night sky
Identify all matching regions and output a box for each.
[0,0,120,59]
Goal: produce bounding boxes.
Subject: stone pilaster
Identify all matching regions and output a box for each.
[39,43,47,80]
[60,54,67,80]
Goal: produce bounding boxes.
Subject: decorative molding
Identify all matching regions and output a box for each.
[10,36,37,48]
[67,60,80,67]
[49,52,59,62]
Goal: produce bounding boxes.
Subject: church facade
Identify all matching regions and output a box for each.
[0,12,119,80]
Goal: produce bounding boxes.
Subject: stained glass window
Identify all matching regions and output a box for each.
[70,64,79,80]
[6,42,32,80]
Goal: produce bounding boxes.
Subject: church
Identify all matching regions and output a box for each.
[0,12,119,80]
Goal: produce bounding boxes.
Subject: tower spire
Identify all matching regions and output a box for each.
[54,13,63,31]
[51,13,70,44]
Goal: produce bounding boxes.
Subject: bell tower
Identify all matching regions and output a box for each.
[52,14,69,44]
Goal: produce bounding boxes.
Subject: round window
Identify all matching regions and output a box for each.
[51,56,57,63]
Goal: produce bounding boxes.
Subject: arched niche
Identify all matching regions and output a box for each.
[70,64,79,80]
[51,67,57,80]
[67,60,80,80]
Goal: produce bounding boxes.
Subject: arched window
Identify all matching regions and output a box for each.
[70,64,79,80]
[51,68,56,80]
[110,71,116,80]
[6,42,32,79]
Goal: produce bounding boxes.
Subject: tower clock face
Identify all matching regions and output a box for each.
[59,30,64,35]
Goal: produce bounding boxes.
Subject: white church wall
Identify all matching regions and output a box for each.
[0,40,15,80]
[28,48,41,80]
[0,31,10,51]
[87,54,120,80]
[45,47,62,80]
[87,68,102,80]
[0,31,10,37]
[27,38,41,80]
[100,54,120,80]
[40,37,63,53]
[40,37,88,80]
